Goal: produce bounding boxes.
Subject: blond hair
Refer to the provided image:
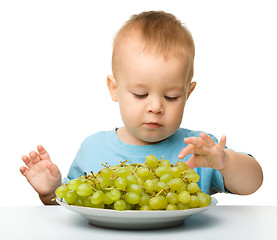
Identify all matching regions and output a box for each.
[112,11,195,82]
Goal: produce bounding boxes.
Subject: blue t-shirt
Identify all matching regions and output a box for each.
[64,128,229,194]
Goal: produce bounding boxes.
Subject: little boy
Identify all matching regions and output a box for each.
[20,11,263,205]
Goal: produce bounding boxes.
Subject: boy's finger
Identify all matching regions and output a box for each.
[200,133,215,147]
[184,137,204,148]
[29,151,41,164]
[47,162,60,177]
[22,155,33,168]
[178,144,195,159]
[219,135,227,150]
[37,145,51,161]
[19,166,29,177]
[184,156,196,169]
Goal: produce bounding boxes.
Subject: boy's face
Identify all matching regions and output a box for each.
[108,38,195,145]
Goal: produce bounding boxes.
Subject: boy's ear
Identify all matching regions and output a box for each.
[187,81,196,99]
[107,75,118,102]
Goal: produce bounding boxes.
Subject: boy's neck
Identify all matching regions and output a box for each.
[116,127,161,146]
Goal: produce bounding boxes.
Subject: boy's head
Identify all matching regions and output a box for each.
[107,11,196,145]
[112,11,195,83]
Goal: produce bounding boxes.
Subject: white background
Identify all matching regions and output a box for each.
[0,0,276,206]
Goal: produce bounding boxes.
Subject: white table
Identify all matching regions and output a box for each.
[1,205,276,240]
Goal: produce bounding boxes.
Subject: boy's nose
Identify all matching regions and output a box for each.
[147,98,164,114]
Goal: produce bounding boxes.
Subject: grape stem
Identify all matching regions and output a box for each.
[119,159,129,166]
[155,186,170,197]
[132,164,139,174]
[139,185,146,190]
[102,187,126,191]
[100,162,111,168]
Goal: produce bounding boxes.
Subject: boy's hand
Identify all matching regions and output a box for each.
[178,133,227,170]
[20,145,61,198]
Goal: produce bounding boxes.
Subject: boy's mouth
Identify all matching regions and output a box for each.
[145,122,162,129]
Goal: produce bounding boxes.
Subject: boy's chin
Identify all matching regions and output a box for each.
[138,134,170,145]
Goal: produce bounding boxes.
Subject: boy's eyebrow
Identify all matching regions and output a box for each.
[127,82,186,92]
[126,82,147,88]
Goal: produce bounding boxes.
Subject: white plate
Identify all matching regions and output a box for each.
[56,197,217,229]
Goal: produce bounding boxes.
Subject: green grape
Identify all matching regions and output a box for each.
[109,189,121,201]
[64,190,78,204]
[168,178,183,192]
[111,166,120,175]
[127,165,135,172]
[91,191,104,205]
[177,161,187,171]
[143,170,154,180]
[178,191,191,204]
[114,177,127,189]
[198,195,210,207]
[55,185,70,198]
[126,175,138,185]
[103,192,114,205]
[100,167,113,178]
[68,179,82,191]
[140,205,151,211]
[183,169,200,182]
[137,167,150,178]
[188,195,199,208]
[172,166,182,178]
[125,202,132,210]
[116,167,131,178]
[160,159,171,167]
[156,181,167,192]
[97,176,110,188]
[177,182,187,193]
[144,179,157,193]
[127,184,142,194]
[149,196,163,210]
[83,196,94,207]
[197,192,206,198]
[155,166,169,177]
[166,204,178,210]
[137,177,145,186]
[139,192,150,206]
[177,202,190,210]
[125,192,140,204]
[92,201,105,209]
[166,192,179,204]
[165,167,173,175]
[75,196,84,206]
[152,178,159,184]
[78,176,86,182]
[160,173,173,183]
[197,192,211,207]
[187,182,200,194]
[145,155,159,168]
[77,183,93,197]
[157,195,168,209]
[109,178,115,187]
[114,200,126,211]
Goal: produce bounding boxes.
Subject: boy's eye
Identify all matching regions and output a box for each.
[133,93,148,99]
[164,96,178,101]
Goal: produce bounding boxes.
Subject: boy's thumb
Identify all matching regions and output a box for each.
[47,162,60,177]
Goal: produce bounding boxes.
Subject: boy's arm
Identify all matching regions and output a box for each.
[178,133,263,195]
[219,149,263,195]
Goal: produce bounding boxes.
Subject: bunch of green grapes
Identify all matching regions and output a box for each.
[55,155,212,211]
